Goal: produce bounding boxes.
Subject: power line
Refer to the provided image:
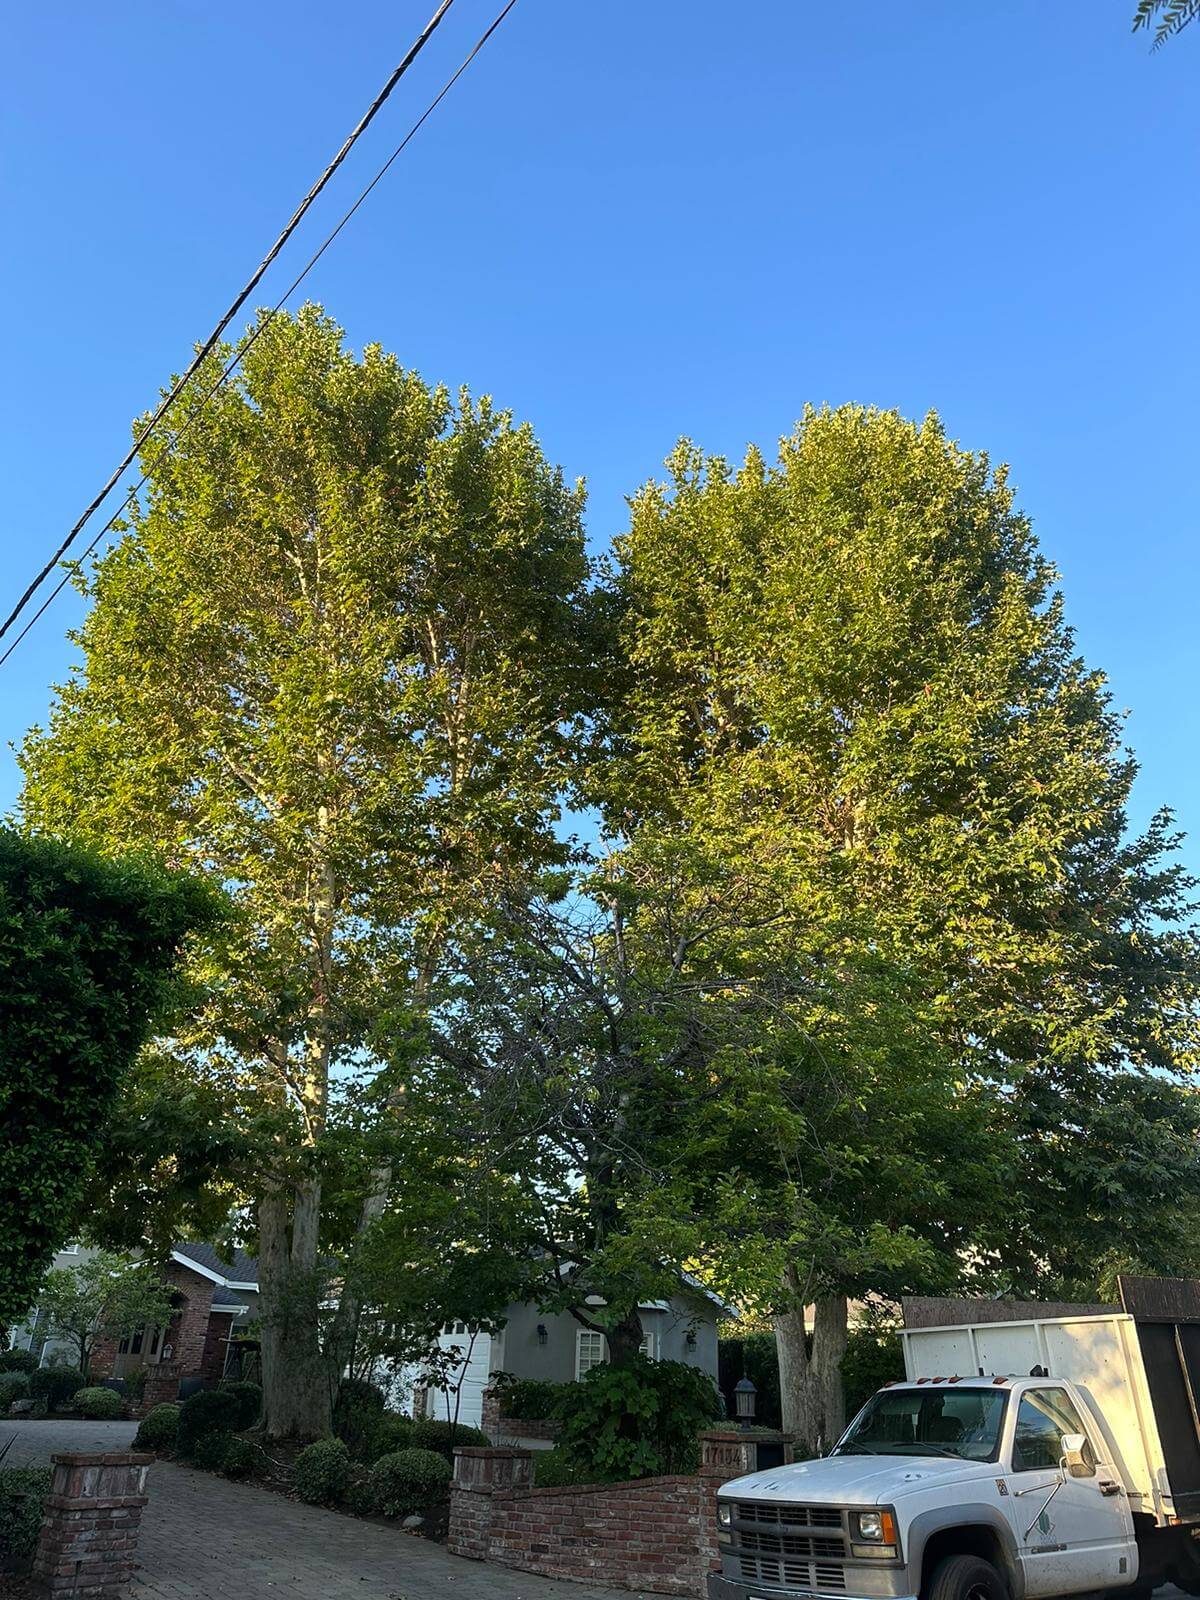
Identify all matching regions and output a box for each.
[0,0,521,672]
[0,0,463,648]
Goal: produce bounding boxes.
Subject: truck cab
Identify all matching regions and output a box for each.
[710,1375,1138,1600]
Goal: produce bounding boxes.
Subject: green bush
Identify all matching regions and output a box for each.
[133,1403,180,1452]
[191,1429,235,1472]
[0,1371,30,1410]
[556,1356,724,1482]
[29,1365,85,1413]
[841,1322,905,1419]
[74,1386,123,1419]
[370,1448,451,1518]
[334,1378,386,1455]
[361,1413,413,1464]
[222,1437,267,1480]
[177,1387,242,1456]
[533,1447,594,1487]
[491,1373,560,1420]
[217,1380,262,1429]
[293,1438,350,1505]
[0,1349,39,1375]
[408,1418,489,1462]
[0,1466,52,1570]
[343,1465,378,1516]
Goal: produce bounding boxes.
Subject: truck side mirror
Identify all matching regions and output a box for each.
[1060,1432,1090,1477]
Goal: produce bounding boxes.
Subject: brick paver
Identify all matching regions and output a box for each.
[3,1420,651,1600]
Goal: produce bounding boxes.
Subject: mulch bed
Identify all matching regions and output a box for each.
[0,1576,38,1600]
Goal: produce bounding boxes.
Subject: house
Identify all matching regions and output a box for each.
[414,1278,729,1434]
[12,1242,260,1410]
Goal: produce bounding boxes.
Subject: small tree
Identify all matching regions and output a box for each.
[36,1252,176,1378]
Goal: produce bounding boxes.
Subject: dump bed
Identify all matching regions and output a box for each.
[902,1276,1200,1528]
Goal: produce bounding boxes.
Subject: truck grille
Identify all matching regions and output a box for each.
[737,1502,844,1531]
[737,1554,848,1591]
[740,1530,846,1560]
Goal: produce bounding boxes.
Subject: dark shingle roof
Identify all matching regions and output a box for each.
[174,1242,258,1287]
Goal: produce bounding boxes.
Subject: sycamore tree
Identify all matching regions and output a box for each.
[600,406,1200,1445]
[19,306,601,1438]
[35,1251,177,1379]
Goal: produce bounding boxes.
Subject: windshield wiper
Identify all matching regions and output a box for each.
[835,1445,881,1455]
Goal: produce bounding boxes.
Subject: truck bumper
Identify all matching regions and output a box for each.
[707,1572,919,1600]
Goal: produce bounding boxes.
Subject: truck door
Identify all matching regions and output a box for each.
[1001,1385,1137,1598]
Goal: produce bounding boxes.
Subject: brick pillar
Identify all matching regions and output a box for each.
[447,1446,534,1561]
[698,1430,795,1578]
[32,1451,152,1599]
[480,1386,501,1442]
[131,1362,182,1418]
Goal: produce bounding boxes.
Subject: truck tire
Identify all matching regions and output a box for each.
[925,1555,1011,1600]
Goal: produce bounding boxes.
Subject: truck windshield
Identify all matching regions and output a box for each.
[835,1387,1008,1462]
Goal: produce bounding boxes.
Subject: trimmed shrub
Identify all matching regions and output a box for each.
[343,1465,378,1516]
[533,1446,593,1487]
[191,1429,235,1472]
[555,1355,724,1481]
[0,1349,39,1375]
[293,1438,350,1505]
[333,1378,386,1455]
[361,1413,413,1465]
[177,1387,242,1456]
[0,1466,52,1570]
[491,1373,560,1421]
[217,1380,262,1430]
[336,1378,386,1415]
[0,1371,30,1410]
[370,1447,451,1518]
[29,1365,85,1413]
[408,1418,489,1462]
[133,1403,181,1452]
[74,1386,124,1419]
[222,1437,267,1480]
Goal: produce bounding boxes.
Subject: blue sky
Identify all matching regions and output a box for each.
[2,1,1197,870]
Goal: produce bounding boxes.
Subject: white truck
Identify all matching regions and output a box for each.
[710,1277,1200,1600]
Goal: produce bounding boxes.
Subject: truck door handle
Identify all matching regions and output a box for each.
[1099,1481,1122,1496]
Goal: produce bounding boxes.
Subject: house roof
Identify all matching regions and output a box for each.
[172,1243,258,1292]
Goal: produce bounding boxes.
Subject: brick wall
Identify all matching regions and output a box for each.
[89,1260,214,1394]
[449,1430,791,1597]
[32,1451,152,1599]
[480,1386,562,1444]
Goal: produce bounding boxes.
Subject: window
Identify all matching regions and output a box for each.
[836,1386,1008,1463]
[639,1330,656,1360]
[1012,1388,1096,1475]
[576,1330,606,1379]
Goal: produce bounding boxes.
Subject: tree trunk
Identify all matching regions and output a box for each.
[775,1302,819,1451]
[775,1279,849,1455]
[605,1306,645,1367]
[812,1293,849,1446]
[258,1182,331,1440]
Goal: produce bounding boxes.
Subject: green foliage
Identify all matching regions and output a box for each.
[841,1320,906,1420]
[218,1380,262,1430]
[74,1386,124,1419]
[177,1388,242,1456]
[360,1413,414,1464]
[719,1334,782,1430]
[29,1365,85,1413]
[0,1371,30,1410]
[408,1418,489,1461]
[333,1378,386,1454]
[343,1465,379,1515]
[491,1373,560,1420]
[293,1438,350,1505]
[0,1350,39,1374]
[191,1429,236,1472]
[222,1437,267,1479]
[1132,0,1199,46]
[0,1467,52,1569]
[133,1403,180,1452]
[555,1356,724,1481]
[532,1447,594,1487]
[34,1251,177,1378]
[369,1447,451,1518]
[0,830,213,1326]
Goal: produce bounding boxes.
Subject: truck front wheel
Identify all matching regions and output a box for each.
[926,1554,1011,1600]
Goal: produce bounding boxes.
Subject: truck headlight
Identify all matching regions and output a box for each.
[851,1509,898,1559]
[717,1502,732,1527]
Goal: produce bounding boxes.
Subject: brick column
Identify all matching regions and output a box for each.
[447,1446,534,1561]
[698,1430,795,1579]
[480,1386,501,1441]
[32,1451,152,1599]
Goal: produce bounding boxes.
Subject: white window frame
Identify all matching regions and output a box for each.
[575,1329,607,1379]
[639,1329,656,1360]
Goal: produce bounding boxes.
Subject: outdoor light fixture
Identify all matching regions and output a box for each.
[536,1324,548,1346]
[686,1329,697,1350]
[734,1375,757,1431]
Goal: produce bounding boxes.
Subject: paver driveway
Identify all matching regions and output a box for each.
[4,1419,651,1600]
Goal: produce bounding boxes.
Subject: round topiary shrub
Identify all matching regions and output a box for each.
[133,1403,181,1452]
[177,1387,242,1456]
[293,1438,349,1505]
[408,1419,489,1461]
[0,1349,39,1375]
[191,1429,235,1472]
[343,1465,378,1516]
[361,1413,413,1464]
[369,1447,451,1518]
[217,1380,262,1429]
[74,1386,124,1419]
[222,1437,267,1480]
[29,1365,85,1413]
[0,1371,30,1410]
